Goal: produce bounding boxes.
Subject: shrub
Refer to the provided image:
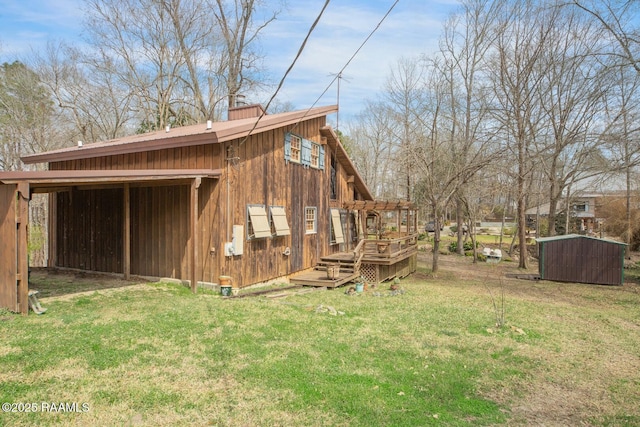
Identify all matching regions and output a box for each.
[448,240,478,253]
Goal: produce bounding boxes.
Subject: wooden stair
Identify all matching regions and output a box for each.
[290,240,365,288]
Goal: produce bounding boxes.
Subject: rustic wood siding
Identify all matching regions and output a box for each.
[47,117,359,287]
[539,237,625,285]
[55,188,123,273]
[0,184,17,311]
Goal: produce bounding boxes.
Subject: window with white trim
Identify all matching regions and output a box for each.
[305,207,317,234]
[290,135,301,163]
[330,208,345,244]
[311,144,320,168]
[247,205,271,239]
[270,206,290,236]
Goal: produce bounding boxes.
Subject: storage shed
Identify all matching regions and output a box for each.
[536,234,626,286]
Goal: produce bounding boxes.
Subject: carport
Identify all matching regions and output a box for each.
[0,169,220,314]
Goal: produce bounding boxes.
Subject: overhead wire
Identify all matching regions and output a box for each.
[290,0,401,134]
[237,0,331,147]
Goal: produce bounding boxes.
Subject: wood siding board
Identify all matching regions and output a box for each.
[0,185,17,312]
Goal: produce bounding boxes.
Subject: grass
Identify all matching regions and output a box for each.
[1,258,639,426]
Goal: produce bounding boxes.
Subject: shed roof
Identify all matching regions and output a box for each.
[535,234,626,246]
[22,105,338,164]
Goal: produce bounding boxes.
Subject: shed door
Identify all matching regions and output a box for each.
[0,184,17,312]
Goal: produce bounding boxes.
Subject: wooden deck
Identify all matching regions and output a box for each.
[289,270,360,288]
[290,234,418,288]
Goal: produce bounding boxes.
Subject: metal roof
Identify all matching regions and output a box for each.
[0,169,221,192]
[535,234,627,246]
[22,105,338,164]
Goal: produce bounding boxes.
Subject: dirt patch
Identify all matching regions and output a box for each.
[29,268,144,299]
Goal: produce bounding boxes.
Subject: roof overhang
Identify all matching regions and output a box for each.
[0,169,221,193]
[22,105,338,164]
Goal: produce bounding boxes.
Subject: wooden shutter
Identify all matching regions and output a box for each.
[330,208,344,244]
[270,206,290,236]
[248,206,271,238]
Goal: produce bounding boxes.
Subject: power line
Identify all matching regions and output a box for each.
[291,0,401,133]
[238,0,331,146]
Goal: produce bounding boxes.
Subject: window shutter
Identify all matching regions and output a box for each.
[270,206,290,236]
[331,208,344,244]
[284,133,291,162]
[301,138,312,166]
[248,206,271,238]
[319,145,325,170]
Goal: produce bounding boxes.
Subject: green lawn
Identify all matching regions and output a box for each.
[1,257,639,426]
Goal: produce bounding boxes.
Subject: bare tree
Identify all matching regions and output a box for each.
[384,57,428,201]
[0,61,62,170]
[438,0,501,254]
[534,6,612,236]
[347,101,396,199]
[600,66,640,243]
[569,0,640,74]
[83,0,279,130]
[33,42,135,143]
[489,0,554,269]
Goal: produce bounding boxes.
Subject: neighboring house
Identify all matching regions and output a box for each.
[0,105,418,314]
[526,193,600,234]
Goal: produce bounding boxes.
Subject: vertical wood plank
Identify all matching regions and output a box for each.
[190,178,201,292]
[0,184,17,312]
[123,184,131,279]
[17,183,29,314]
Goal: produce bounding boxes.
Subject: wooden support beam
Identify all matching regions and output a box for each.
[123,184,131,280]
[17,183,29,314]
[189,178,201,293]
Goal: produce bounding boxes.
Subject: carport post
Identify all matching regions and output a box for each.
[123,183,130,280]
[17,183,29,314]
[190,178,201,293]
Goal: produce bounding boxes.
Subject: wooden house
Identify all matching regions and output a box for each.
[0,105,418,314]
[536,234,626,285]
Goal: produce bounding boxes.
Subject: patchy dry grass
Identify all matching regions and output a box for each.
[0,256,639,426]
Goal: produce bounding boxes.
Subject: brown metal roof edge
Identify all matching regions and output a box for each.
[22,105,338,165]
[320,126,374,201]
[0,168,222,185]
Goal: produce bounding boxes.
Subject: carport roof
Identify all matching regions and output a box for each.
[0,169,221,192]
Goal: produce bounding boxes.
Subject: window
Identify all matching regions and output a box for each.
[247,205,271,239]
[311,144,320,168]
[573,202,588,212]
[330,155,337,199]
[270,206,290,236]
[290,135,301,163]
[305,207,317,234]
[285,133,324,169]
[330,208,345,244]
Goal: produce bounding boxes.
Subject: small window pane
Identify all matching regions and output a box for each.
[290,135,301,163]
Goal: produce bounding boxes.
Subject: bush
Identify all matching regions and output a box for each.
[418,232,428,241]
[450,225,458,233]
[448,240,478,253]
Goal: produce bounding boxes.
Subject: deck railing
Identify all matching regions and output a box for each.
[362,232,419,259]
